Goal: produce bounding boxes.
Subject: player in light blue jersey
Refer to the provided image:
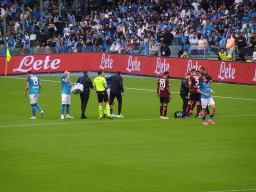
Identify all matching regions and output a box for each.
[198,75,216,125]
[61,70,74,119]
[104,75,116,116]
[24,71,44,119]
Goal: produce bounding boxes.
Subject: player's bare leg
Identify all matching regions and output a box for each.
[208,104,216,124]
[202,108,208,125]
[160,103,164,119]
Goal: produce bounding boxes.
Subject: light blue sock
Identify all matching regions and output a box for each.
[61,105,65,115]
[31,106,36,116]
[35,104,42,112]
[66,105,70,115]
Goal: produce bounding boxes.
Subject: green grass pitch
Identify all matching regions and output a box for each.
[0,75,255,192]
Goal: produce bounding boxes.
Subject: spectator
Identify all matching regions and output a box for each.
[15,39,23,48]
[7,35,15,48]
[39,29,48,47]
[181,51,189,59]
[236,32,247,50]
[149,40,158,56]
[93,32,103,52]
[197,35,208,55]
[226,34,236,60]
[109,39,120,53]
[252,46,256,62]
[218,47,229,61]
[190,33,198,55]
[160,40,171,57]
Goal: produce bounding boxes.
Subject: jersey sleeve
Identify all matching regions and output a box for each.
[189,76,193,82]
[198,82,203,90]
[61,76,66,83]
[166,79,170,87]
[27,77,31,84]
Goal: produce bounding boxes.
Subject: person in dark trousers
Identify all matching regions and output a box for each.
[106,70,124,118]
[180,73,190,118]
[77,71,93,119]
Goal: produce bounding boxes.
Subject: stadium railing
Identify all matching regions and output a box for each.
[0,43,243,61]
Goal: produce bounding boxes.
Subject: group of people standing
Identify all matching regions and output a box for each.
[157,67,216,125]
[25,68,215,125]
[24,70,124,120]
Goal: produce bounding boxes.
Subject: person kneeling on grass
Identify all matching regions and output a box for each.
[197,75,216,125]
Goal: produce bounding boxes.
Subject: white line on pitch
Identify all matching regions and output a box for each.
[0,114,255,128]
[4,76,256,101]
[205,189,256,192]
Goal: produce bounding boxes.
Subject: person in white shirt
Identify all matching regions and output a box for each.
[149,40,158,56]
[109,39,120,53]
[252,46,256,62]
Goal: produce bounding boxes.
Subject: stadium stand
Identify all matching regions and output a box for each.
[0,0,256,60]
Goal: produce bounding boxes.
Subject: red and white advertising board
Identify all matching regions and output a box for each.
[1,53,256,84]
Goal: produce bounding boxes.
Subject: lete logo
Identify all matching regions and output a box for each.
[126,55,140,72]
[253,68,256,82]
[218,62,236,80]
[13,55,61,73]
[99,53,113,70]
[154,58,169,75]
[186,60,201,74]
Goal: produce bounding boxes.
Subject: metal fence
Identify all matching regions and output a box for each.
[0,44,241,61]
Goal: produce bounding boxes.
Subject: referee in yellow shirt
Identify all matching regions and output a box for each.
[93,70,113,119]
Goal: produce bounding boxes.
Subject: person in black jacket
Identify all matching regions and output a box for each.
[106,70,124,118]
[77,71,93,119]
[180,73,190,117]
[160,40,171,57]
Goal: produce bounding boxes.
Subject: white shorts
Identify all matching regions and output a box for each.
[107,88,111,101]
[201,98,215,108]
[29,94,39,104]
[62,94,71,105]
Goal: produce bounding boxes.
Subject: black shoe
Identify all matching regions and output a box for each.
[81,115,87,119]
[108,116,113,119]
[195,115,200,118]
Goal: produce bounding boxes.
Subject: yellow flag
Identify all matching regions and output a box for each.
[7,49,11,62]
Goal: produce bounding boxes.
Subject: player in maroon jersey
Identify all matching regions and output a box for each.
[187,69,204,118]
[157,71,172,119]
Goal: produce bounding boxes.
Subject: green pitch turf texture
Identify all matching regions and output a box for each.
[0,75,255,192]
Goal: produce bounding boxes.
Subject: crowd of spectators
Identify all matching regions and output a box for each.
[1,0,256,58]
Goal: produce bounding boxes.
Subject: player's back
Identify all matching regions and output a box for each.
[61,76,70,94]
[199,81,211,99]
[158,77,169,97]
[93,76,106,91]
[190,75,201,94]
[28,75,40,94]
